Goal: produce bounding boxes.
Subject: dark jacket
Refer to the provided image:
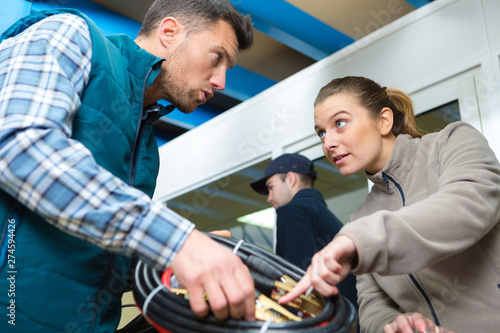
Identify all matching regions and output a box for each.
[276,188,358,309]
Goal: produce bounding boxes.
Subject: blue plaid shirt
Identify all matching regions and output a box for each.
[0,14,194,270]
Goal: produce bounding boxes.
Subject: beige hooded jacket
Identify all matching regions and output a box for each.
[339,121,500,333]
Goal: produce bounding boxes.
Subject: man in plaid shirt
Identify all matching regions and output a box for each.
[0,1,255,331]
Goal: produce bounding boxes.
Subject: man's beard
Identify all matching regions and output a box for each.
[158,41,200,113]
[154,68,199,114]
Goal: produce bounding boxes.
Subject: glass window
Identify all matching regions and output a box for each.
[415,100,461,134]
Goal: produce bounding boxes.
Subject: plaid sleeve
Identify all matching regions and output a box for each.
[0,13,194,270]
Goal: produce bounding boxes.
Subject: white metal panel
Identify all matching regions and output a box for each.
[483,0,500,50]
[316,0,488,92]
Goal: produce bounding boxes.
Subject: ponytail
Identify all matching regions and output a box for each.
[386,88,422,138]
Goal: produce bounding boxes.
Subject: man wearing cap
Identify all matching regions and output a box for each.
[250,153,358,311]
[250,153,343,268]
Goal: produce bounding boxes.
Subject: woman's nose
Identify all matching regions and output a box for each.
[323,132,338,151]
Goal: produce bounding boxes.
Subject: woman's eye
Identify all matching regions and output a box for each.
[336,120,346,128]
[317,131,326,139]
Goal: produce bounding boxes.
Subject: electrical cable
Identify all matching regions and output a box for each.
[132,233,357,333]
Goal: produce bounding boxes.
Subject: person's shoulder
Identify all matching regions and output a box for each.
[420,121,497,168]
[441,121,479,135]
[278,189,323,215]
[278,199,304,213]
[289,189,320,206]
[424,121,479,140]
[276,196,312,221]
[2,11,89,45]
[294,188,324,201]
[37,12,89,35]
[433,121,487,147]
[6,12,91,53]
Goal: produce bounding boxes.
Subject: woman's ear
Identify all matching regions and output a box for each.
[379,107,394,136]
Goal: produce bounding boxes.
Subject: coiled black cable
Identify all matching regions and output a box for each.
[133,233,357,333]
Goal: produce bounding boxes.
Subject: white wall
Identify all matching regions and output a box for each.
[154,0,500,203]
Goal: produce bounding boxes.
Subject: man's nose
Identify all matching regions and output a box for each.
[210,68,226,91]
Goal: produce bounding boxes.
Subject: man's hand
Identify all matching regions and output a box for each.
[384,313,442,333]
[209,230,232,238]
[170,229,256,321]
[279,235,357,303]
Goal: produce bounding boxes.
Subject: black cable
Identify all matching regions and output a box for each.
[132,233,357,333]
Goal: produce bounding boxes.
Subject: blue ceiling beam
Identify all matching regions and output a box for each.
[230,0,354,61]
[0,0,32,34]
[159,103,223,130]
[225,65,276,101]
[404,0,434,8]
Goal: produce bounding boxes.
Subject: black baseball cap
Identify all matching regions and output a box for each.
[250,153,317,195]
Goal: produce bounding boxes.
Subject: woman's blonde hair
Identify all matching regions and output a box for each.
[315,76,422,138]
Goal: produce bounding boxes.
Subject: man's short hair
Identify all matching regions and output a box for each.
[277,173,314,188]
[138,0,253,51]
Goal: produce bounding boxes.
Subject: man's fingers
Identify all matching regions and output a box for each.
[233,264,256,321]
[187,285,210,318]
[209,230,232,238]
[203,272,230,321]
[215,262,254,320]
[171,230,256,321]
[223,284,246,320]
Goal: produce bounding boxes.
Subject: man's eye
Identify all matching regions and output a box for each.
[214,53,221,63]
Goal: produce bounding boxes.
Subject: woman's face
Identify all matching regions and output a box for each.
[314,93,392,176]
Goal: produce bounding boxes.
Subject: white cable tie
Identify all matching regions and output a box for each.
[232,239,245,254]
[258,318,275,333]
[142,284,167,319]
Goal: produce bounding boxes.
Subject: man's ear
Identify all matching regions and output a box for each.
[379,107,394,136]
[285,172,298,188]
[158,17,181,48]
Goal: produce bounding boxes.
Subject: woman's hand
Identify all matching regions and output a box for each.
[384,313,438,333]
[279,235,357,303]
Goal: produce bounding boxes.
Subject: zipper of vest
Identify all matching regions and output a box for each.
[128,66,157,186]
[128,105,160,186]
[381,172,441,326]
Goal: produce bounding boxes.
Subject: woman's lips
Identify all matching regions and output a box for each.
[334,153,349,165]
